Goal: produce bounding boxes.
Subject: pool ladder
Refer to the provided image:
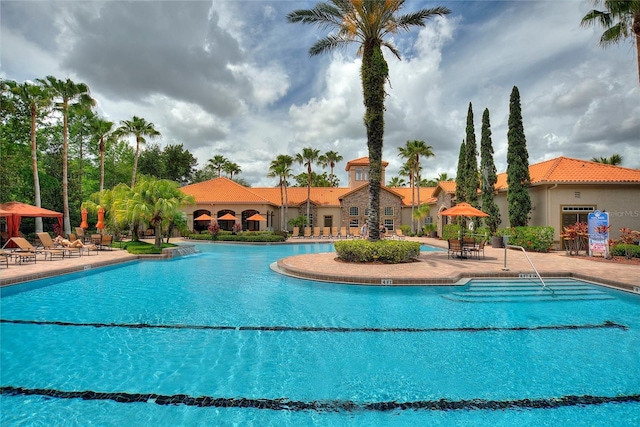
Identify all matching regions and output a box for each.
[506,245,554,295]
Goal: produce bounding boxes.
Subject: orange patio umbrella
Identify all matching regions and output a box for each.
[80,208,89,229]
[217,213,237,221]
[194,213,213,221]
[246,213,267,221]
[440,202,488,218]
[96,207,105,232]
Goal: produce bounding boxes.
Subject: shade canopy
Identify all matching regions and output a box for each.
[440,202,489,218]
[0,201,63,238]
[246,213,267,221]
[194,213,213,221]
[217,213,237,221]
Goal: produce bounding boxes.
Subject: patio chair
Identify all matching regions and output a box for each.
[75,227,89,243]
[36,232,78,259]
[447,239,463,259]
[99,235,113,251]
[467,239,486,260]
[0,249,10,268]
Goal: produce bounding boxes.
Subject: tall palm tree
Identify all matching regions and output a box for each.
[319,150,343,187]
[295,147,321,225]
[116,116,161,187]
[288,0,450,240]
[39,76,95,235]
[398,150,418,233]
[591,154,624,165]
[268,154,294,231]
[208,154,228,177]
[223,161,242,179]
[91,117,114,192]
[581,0,640,86]
[7,80,51,232]
[400,140,435,224]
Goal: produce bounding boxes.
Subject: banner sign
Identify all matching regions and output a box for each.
[588,210,609,257]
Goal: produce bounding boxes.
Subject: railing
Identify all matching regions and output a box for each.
[506,244,554,295]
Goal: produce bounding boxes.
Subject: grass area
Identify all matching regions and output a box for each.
[113,240,176,254]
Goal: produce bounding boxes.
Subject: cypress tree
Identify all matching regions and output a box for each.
[464,102,479,207]
[506,86,531,227]
[455,140,467,203]
[479,108,501,233]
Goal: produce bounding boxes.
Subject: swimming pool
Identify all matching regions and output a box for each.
[1,243,639,426]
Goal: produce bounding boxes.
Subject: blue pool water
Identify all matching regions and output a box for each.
[1,243,639,426]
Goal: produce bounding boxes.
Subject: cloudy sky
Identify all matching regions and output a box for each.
[2,0,639,187]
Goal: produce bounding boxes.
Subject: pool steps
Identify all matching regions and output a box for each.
[444,281,614,303]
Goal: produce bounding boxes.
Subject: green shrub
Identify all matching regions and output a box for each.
[501,226,554,252]
[334,240,420,263]
[187,231,285,243]
[117,240,176,254]
[610,243,640,259]
[442,224,461,240]
[399,225,411,235]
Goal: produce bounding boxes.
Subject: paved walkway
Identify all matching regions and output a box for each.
[1,238,638,293]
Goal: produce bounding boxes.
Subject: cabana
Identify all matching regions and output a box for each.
[0,201,63,238]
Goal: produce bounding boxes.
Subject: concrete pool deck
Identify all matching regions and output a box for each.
[1,238,638,292]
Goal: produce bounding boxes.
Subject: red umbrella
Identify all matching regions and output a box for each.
[80,208,88,229]
[96,207,105,231]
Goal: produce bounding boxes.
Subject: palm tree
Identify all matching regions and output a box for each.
[7,80,51,233]
[400,140,435,227]
[268,154,294,231]
[398,151,418,233]
[295,147,321,225]
[581,0,640,86]
[91,117,114,192]
[116,116,161,187]
[208,154,228,177]
[591,154,624,165]
[223,161,242,179]
[39,76,95,235]
[288,0,450,240]
[387,176,407,187]
[319,150,343,187]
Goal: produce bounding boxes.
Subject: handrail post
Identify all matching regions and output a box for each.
[506,244,553,294]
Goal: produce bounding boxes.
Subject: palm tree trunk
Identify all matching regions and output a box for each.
[131,137,140,187]
[62,102,71,236]
[362,43,388,241]
[306,164,311,226]
[30,104,43,233]
[99,136,105,192]
[279,179,285,231]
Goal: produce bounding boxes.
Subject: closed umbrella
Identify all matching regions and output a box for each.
[80,208,89,229]
[96,207,105,232]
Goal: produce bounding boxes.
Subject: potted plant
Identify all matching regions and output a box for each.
[423,223,437,238]
[492,228,506,248]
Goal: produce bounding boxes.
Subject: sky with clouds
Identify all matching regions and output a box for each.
[2,0,639,187]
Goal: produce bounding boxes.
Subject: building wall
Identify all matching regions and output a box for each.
[340,187,402,230]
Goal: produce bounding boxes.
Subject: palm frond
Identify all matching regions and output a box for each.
[309,35,354,56]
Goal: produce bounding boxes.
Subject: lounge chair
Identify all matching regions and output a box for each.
[331,227,339,238]
[394,229,406,240]
[322,227,331,238]
[313,227,321,238]
[350,227,361,239]
[4,237,38,263]
[75,227,88,243]
[339,227,347,239]
[302,227,311,238]
[0,249,10,268]
[36,232,79,258]
[291,227,300,238]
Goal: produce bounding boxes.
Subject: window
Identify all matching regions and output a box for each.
[324,216,333,227]
[303,213,313,226]
[384,207,394,216]
[349,218,359,228]
[355,169,362,181]
[355,168,369,181]
[425,216,433,224]
[383,219,394,231]
[349,207,359,216]
[574,191,581,199]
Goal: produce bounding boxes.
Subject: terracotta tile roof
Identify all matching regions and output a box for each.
[344,157,389,171]
[180,177,272,204]
[495,156,640,190]
[252,187,350,207]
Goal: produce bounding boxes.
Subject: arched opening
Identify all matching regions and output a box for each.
[192,209,212,233]
[216,210,237,231]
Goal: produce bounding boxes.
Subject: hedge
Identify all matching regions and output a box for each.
[334,240,421,263]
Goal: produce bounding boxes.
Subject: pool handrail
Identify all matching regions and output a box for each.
[506,244,554,295]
